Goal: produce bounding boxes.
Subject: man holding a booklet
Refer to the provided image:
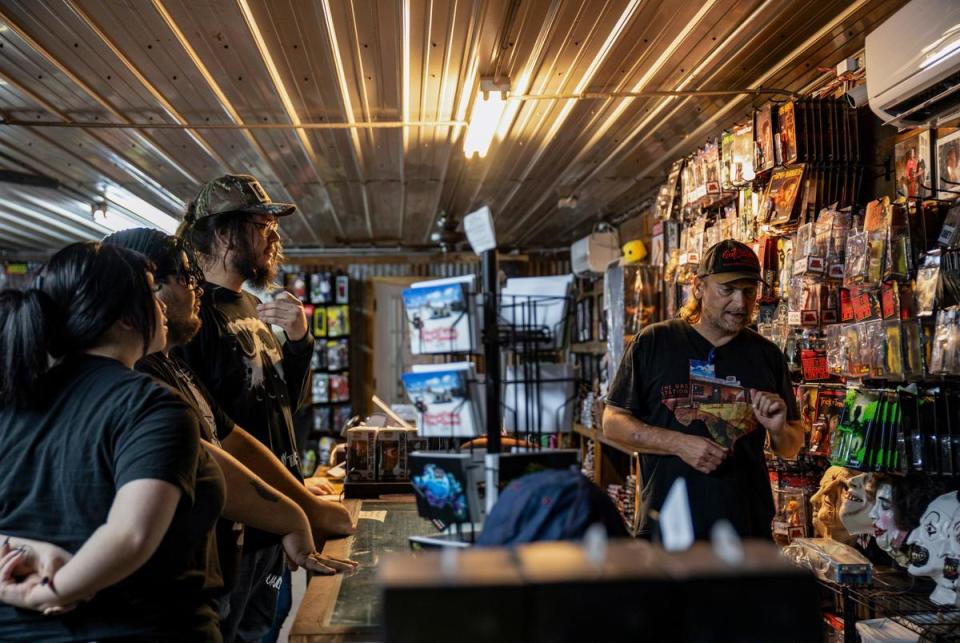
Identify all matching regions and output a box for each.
[603,239,804,540]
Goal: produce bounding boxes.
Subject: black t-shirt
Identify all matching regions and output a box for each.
[0,355,226,642]
[138,352,236,447]
[606,319,799,540]
[138,352,244,590]
[177,283,312,548]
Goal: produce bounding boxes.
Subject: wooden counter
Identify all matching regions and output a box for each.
[290,496,429,643]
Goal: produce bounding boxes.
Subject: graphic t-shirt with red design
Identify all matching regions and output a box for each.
[606,319,798,540]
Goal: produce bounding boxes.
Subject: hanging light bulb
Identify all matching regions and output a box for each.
[463,79,510,159]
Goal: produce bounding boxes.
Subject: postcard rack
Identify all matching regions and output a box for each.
[408,290,481,356]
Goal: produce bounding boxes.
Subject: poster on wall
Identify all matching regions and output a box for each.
[894,128,931,199]
[936,128,960,199]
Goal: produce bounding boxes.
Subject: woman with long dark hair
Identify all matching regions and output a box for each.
[0,242,226,641]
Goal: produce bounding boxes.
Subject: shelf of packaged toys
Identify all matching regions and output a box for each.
[820,569,960,642]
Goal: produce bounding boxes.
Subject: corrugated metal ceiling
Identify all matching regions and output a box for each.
[0,0,909,255]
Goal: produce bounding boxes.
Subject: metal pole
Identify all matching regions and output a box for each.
[482,248,501,513]
[0,119,467,130]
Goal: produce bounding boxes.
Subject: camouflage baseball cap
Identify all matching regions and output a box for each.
[187,174,295,222]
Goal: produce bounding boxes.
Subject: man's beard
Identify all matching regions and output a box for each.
[703,306,748,334]
[232,239,280,289]
[166,313,201,347]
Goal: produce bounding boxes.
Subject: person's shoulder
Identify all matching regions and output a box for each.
[136,352,167,377]
[239,289,263,305]
[77,357,185,411]
[638,318,687,340]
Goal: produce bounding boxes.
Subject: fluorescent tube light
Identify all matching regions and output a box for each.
[463,80,509,158]
[104,185,179,234]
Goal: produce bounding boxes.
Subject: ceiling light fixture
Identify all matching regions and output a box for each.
[103,184,179,234]
[463,78,510,158]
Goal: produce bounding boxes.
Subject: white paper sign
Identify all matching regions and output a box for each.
[464,206,496,255]
[660,477,694,552]
[358,510,387,522]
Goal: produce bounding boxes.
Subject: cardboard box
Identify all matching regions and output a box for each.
[347,427,378,481]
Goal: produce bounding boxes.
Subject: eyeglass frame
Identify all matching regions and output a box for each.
[246,217,280,238]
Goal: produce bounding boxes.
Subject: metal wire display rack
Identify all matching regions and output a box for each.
[820,568,960,642]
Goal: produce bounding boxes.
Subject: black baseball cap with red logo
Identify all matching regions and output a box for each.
[696,239,762,284]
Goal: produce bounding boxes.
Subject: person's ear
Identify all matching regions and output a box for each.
[692,275,704,299]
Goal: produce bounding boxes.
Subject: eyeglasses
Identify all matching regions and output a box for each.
[248,219,280,238]
[176,273,202,290]
[157,272,201,290]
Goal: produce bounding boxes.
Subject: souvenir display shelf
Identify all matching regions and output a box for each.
[280,269,354,476]
[571,68,960,642]
[820,569,960,643]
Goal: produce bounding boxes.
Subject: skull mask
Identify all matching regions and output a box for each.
[906,491,960,606]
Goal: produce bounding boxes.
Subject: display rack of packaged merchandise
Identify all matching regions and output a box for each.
[569,263,659,534]
[381,259,590,530]
[279,268,354,477]
[628,85,960,642]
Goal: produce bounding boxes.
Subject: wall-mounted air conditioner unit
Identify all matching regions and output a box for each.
[865,0,960,128]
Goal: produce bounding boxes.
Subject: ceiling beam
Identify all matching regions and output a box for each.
[502,0,716,242]
[0,207,81,246]
[317,0,374,240]
[423,0,488,244]
[149,0,312,245]
[237,0,338,243]
[461,0,563,220]
[62,0,232,174]
[0,60,185,213]
[0,5,200,188]
[0,195,102,241]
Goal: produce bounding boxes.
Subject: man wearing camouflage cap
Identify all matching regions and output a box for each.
[177,175,343,642]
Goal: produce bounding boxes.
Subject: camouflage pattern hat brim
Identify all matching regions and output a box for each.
[190,174,295,221]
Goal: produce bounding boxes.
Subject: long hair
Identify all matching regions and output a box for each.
[0,242,157,406]
[678,289,702,323]
[177,202,259,273]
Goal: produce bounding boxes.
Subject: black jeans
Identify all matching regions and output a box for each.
[218,544,283,643]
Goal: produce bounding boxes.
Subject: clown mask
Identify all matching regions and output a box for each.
[906,492,960,606]
[868,482,909,566]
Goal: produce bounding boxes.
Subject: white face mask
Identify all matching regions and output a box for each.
[942,504,960,593]
[905,492,960,606]
[840,473,875,536]
[868,482,907,562]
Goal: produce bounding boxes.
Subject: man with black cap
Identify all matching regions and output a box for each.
[177,175,332,642]
[603,239,803,541]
